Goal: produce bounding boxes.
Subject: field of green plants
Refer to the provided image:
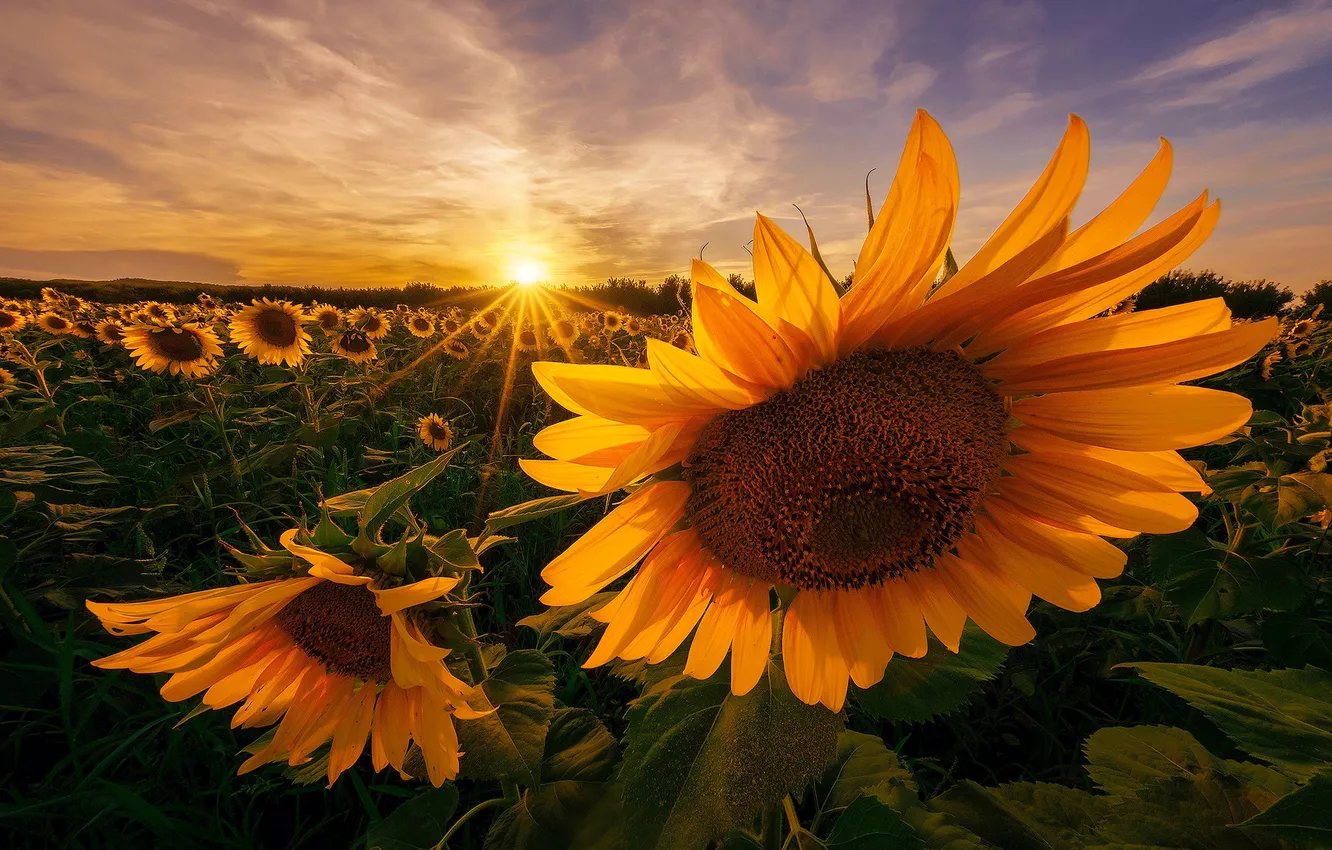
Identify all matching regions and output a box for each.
[2,281,1331,850]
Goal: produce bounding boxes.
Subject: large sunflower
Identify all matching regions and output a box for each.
[521,111,1276,711]
[36,312,73,335]
[122,322,224,377]
[87,524,483,787]
[0,308,26,333]
[230,299,311,366]
[95,319,127,346]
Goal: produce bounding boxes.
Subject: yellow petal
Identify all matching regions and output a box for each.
[841,112,958,353]
[833,588,894,690]
[203,645,286,709]
[532,415,650,467]
[876,579,928,659]
[585,530,702,667]
[934,114,1090,298]
[984,298,1232,376]
[691,258,811,389]
[1004,452,1197,534]
[532,361,705,426]
[934,553,1035,647]
[372,682,411,772]
[540,482,690,605]
[730,582,773,696]
[281,530,355,576]
[372,577,460,616]
[327,684,377,785]
[584,420,695,497]
[1008,426,1208,494]
[519,459,612,493]
[752,213,840,366]
[782,590,849,712]
[1035,138,1173,275]
[189,578,319,643]
[983,497,1127,579]
[970,518,1101,612]
[683,583,741,682]
[648,338,768,409]
[969,197,1219,357]
[992,317,1277,394]
[904,570,965,652]
[1011,385,1252,451]
[998,477,1140,538]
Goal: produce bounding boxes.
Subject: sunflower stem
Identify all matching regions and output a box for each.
[435,795,508,849]
[452,574,489,685]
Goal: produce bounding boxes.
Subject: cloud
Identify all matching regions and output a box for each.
[1134,0,1332,107]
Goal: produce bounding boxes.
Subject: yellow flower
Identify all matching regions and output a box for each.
[0,366,14,385]
[408,314,436,339]
[230,299,312,367]
[550,318,579,345]
[445,339,469,360]
[602,312,623,332]
[351,308,391,340]
[472,310,499,337]
[0,308,27,333]
[95,319,126,345]
[521,111,1275,712]
[418,414,455,452]
[331,330,377,363]
[516,327,539,352]
[313,305,343,332]
[625,317,643,336]
[121,322,224,377]
[143,302,174,324]
[37,312,73,335]
[87,531,482,787]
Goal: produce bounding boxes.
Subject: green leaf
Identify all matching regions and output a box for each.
[1126,663,1332,780]
[826,796,924,849]
[817,731,916,817]
[484,708,620,850]
[1084,725,1292,800]
[852,624,1008,723]
[358,446,462,540]
[483,493,590,533]
[516,592,617,641]
[1239,771,1332,846]
[1089,774,1286,849]
[457,649,556,786]
[1149,529,1307,626]
[875,782,987,850]
[619,659,842,850]
[930,780,1107,850]
[364,785,459,850]
[428,528,481,572]
[1263,612,1332,669]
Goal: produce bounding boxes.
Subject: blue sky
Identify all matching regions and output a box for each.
[1,0,1329,290]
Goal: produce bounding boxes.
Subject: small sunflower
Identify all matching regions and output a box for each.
[143,302,174,324]
[418,414,455,452]
[442,317,462,335]
[0,308,26,334]
[332,330,377,363]
[516,327,539,352]
[95,320,126,346]
[313,305,343,332]
[351,308,390,340]
[522,111,1275,711]
[230,299,311,367]
[39,286,61,304]
[408,314,436,339]
[444,339,469,360]
[70,319,98,339]
[602,312,623,332]
[121,322,223,377]
[580,315,600,335]
[587,335,603,348]
[0,366,15,385]
[37,312,74,335]
[625,317,643,336]
[472,310,499,337]
[87,503,487,787]
[550,319,579,345]
[669,330,693,351]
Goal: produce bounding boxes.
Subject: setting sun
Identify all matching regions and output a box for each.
[510,259,545,286]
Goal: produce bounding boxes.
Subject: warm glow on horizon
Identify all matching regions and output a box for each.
[510,259,545,287]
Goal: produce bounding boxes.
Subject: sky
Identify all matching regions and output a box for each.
[1,0,1331,292]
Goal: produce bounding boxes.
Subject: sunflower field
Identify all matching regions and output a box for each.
[4,113,1332,850]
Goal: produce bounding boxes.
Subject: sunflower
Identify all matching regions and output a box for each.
[0,308,25,334]
[445,339,469,360]
[351,308,391,340]
[602,312,623,332]
[418,414,455,452]
[625,317,643,336]
[516,327,539,352]
[521,111,1275,711]
[472,310,499,337]
[313,305,343,332]
[669,330,693,351]
[122,322,224,377]
[95,320,126,346]
[86,521,484,787]
[37,312,74,335]
[550,318,579,346]
[586,335,602,348]
[332,330,377,363]
[143,302,174,324]
[70,319,98,339]
[442,317,462,336]
[230,299,311,366]
[0,366,14,385]
[408,314,436,339]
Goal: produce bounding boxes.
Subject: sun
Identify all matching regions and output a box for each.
[510,259,545,286]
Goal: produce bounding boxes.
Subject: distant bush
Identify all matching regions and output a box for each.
[1298,280,1332,316]
[1135,270,1294,319]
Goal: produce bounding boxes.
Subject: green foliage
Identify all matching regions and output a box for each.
[852,624,1009,723]
[1135,270,1295,319]
[618,659,842,850]
[1239,771,1332,846]
[457,650,557,787]
[365,785,460,850]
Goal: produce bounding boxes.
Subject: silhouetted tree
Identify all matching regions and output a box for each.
[1298,280,1332,316]
[1135,270,1294,319]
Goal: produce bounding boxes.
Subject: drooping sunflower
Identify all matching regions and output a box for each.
[313,305,343,332]
[351,308,391,340]
[472,310,499,337]
[122,322,224,377]
[669,330,693,351]
[408,314,436,339]
[516,327,539,352]
[444,339,469,360]
[37,312,74,335]
[521,111,1276,711]
[70,318,98,339]
[230,299,312,367]
[87,518,484,787]
[331,330,377,363]
[418,414,455,452]
[0,308,26,334]
[143,302,174,324]
[95,319,126,345]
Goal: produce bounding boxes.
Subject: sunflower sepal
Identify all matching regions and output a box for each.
[219,540,294,577]
[310,505,355,549]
